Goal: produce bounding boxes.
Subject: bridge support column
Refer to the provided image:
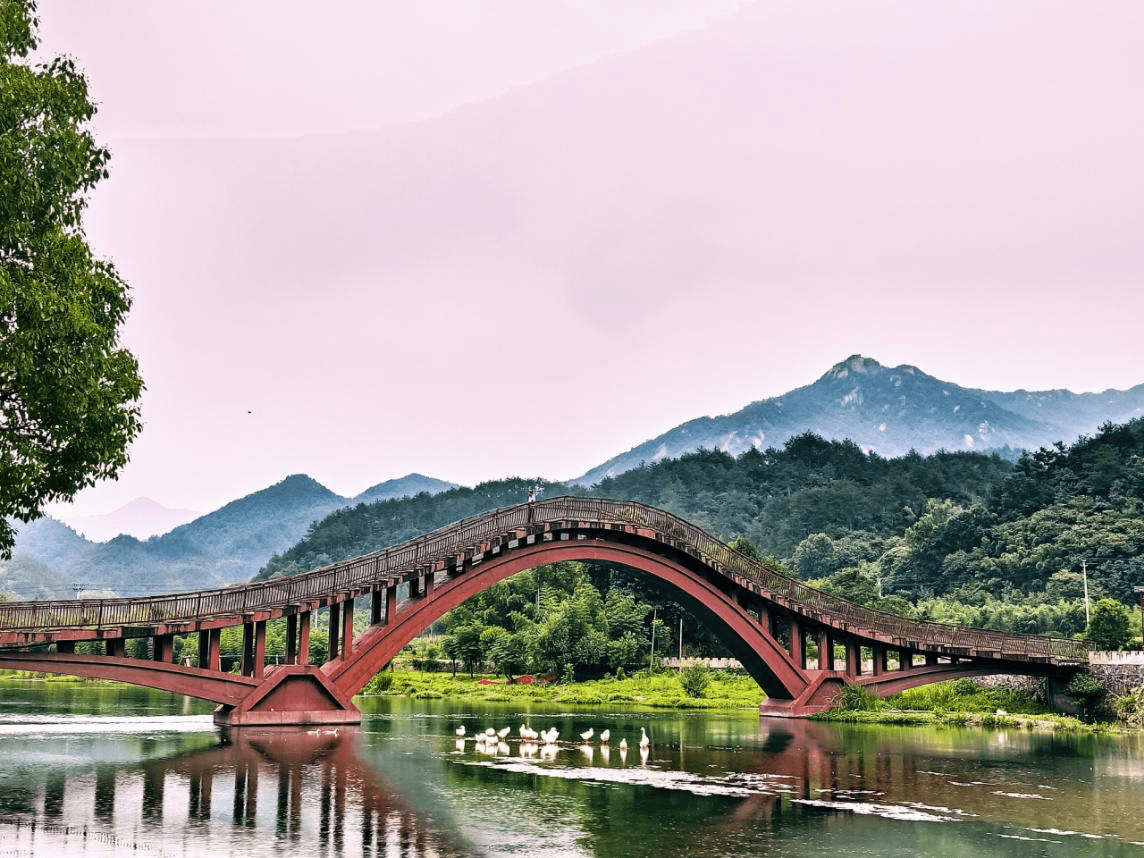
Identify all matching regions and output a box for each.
[925,652,938,667]
[816,628,831,670]
[371,587,383,625]
[385,584,397,625]
[298,611,311,666]
[845,640,861,677]
[341,599,354,660]
[153,634,174,664]
[285,614,298,665]
[900,649,913,671]
[789,619,805,669]
[105,638,125,658]
[872,645,886,676]
[199,628,221,671]
[240,621,266,678]
[299,613,313,668]
[56,640,75,654]
[253,621,266,679]
[328,602,341,663]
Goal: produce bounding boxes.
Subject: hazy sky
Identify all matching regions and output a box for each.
[33,0,1144,518]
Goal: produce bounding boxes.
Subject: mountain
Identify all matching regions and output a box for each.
[60,497,202,542]
[974,386,1144,441]
[352,474,457,505]
[575,356,1144,485]
[4,473,455,599]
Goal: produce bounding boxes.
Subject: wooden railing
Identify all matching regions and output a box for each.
[0,498,1089,662]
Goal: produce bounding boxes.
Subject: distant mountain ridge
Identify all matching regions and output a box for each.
[61,497,202,542]
[2,473,456,599]
[575,356,1144,484]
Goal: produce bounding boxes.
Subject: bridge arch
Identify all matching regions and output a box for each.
[323,540,808,700]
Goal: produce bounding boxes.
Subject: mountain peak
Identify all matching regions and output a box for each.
[824,355,884,381]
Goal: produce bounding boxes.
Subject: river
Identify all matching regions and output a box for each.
[0,679,1141,857]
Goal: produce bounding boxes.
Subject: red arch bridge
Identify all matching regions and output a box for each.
[0,497,1088,725]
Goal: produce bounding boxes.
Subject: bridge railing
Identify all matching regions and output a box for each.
[0,497,1088,663]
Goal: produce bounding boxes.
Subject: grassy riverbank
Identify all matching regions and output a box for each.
[367,670,1120,732]
[363,668,767,709]
[811,679,1109,732]
[0,668,1120,732]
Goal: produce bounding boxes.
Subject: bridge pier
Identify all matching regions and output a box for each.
[214,665,361,727]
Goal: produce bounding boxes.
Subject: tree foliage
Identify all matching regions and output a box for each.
[0,0,143,556]
[1086,598,1133,651]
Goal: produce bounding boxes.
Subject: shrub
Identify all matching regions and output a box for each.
[1066,672,1107,719]
[833,684,882,712]
[680,665,712,698]
[952,678,980,696]
[1113,686,1144,728]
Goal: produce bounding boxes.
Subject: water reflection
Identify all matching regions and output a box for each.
[2,693,1144,858]
[0,726,475,858]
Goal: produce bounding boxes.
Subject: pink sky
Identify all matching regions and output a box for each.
[32,0,1144,518]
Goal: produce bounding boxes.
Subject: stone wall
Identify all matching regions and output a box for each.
[1089,663,1144,696]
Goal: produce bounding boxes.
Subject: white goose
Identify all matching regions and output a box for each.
[599,729,610,744]
[580,727,594,742]
[639,727,650,749]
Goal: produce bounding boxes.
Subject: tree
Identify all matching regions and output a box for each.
[0,0,143,557]
[1086,598,1132,651]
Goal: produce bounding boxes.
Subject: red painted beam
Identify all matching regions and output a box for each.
[0,651,259,704]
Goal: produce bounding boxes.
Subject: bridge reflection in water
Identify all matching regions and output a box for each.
[2,713,1142,858]
[0,728,474,858]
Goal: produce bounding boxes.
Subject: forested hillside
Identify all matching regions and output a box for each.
[256,420,1144,659]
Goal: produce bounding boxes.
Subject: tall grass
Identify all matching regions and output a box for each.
[888,679,1049,715]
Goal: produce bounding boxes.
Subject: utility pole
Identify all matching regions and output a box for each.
[678,616,683,670]
[1082,559,1091,626]
[649,605,658,669]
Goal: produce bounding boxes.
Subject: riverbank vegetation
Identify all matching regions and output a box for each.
[363,665,765,709]
[813,676,1125,732]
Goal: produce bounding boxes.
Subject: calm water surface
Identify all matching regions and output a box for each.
[0,679,1142,857]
